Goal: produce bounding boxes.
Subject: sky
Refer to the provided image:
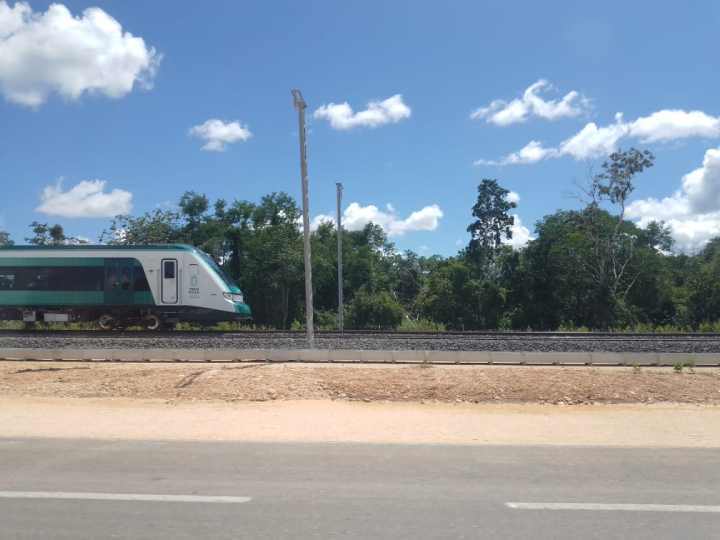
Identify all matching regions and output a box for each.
[1,0,720,255]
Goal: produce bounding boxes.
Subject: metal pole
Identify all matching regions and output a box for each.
[292,89,314,348]
[336,182,344,333]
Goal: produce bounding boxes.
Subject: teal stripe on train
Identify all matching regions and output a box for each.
[0,291,155,306]
[0,257,104,267]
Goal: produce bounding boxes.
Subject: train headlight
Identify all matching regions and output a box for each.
[223,292,244,303]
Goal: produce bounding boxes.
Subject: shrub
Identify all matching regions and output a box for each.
[399,318,446,332]
[347,289,405,330]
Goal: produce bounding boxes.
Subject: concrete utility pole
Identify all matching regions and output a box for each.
[336,182,344,333]
[291,89,314,348]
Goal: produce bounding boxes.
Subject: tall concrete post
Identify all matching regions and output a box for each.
[336,182,344,332]
[291,89,314,348]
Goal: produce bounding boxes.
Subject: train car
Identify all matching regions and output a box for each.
[0,244,251,330]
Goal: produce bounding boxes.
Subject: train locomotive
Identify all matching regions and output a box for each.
[0,244,251,329]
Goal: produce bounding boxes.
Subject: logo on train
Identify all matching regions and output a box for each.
[189,274,200,298]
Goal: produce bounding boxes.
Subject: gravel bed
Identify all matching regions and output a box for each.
[3,334,720,353]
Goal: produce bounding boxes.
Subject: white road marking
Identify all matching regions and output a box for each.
[0,491,251,504]
[507,502,720,513]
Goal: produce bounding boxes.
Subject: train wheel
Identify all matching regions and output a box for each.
[142,314,161,331]
[98,314,116,331]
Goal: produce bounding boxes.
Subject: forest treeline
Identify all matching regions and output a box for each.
[3,148,720,331]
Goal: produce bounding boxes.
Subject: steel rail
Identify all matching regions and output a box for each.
[2,329,720,339]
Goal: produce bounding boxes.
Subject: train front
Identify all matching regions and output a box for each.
[194,250,252,321]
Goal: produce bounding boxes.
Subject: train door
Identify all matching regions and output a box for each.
[105,258,134,305]
[161,259,178,304]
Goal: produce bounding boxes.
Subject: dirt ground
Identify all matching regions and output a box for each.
[1,361,719,404]
[1,397,719,446]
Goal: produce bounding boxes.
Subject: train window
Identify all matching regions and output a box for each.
[133,262,151,292]
[120,268,131,290]
[0,267,104,291]
[163,260,176,279]
[0,272,15,290]
[48,267,104,291]
[26,269,49,290]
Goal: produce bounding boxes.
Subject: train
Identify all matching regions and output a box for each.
[0,244,251,329]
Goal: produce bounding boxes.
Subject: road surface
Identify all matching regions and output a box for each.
[0,439,718,539]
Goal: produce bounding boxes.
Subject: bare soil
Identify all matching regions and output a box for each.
[2,398,719,446]
[1,361,719,404]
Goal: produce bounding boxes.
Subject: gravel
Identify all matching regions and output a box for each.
[3,332,720,353]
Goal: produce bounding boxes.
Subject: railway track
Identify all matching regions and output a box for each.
[2,329,720,354]
[2,329,720,340]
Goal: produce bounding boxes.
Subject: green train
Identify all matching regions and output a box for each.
[0,244,251,329]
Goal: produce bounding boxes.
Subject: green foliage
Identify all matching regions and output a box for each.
[26,222,67,245]
[347,289,404,330]
[467,179,516,262]
[16,151,720,333]
[0,230,13,246]
[399,318,446,332]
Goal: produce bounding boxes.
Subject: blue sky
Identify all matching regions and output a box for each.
[1,0,720,254]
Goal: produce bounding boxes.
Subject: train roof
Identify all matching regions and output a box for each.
[0,244,196,251]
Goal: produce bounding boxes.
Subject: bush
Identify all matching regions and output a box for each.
[399,318,446,332]
[347,289,405,330]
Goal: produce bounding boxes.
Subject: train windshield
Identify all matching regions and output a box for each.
[197,250,240,292]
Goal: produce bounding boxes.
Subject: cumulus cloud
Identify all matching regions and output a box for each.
[311,202,443,237]
[478,110,720,166]
[36,180,133,218]
[313,94,411,130]
[628,110,720,142]
[470,80,590,126]
[503,214,534,249]
[189,119,252,151]
[475,140,558,166]
[627,147,720,252]
[0,1,160,107]
[506,191,521,204]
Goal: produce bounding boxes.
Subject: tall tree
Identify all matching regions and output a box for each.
[467,179,516,263]
[577,148,655,327]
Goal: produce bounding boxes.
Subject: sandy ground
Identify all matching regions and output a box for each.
[1,397,719,447]
[1,361,719,404]
[2,362,719,446]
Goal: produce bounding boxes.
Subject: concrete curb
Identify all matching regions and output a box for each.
[0,348,718,366]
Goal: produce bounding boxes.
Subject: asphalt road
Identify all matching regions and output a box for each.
[0,439,719,539]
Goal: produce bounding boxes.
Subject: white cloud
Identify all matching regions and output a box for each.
[311,202,443,236]
[558,114,630,159]
[313,94,411,130]
[628,110,720,143]
[471,80,589,126]
[478,109,720,166]
[475,140,558,166]
[506,191,521,204]
[0,1,160,107]
[189,119,252,151]
[503,214,533,249]
[36,180,133,218]
[627,147,720,252]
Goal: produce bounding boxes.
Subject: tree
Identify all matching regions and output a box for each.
[467,179,516,262]
[26,222,67,245]
[0,231,13,246]
[179,191,210,246]
[101,210,184,245]
[576,148,656,327]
